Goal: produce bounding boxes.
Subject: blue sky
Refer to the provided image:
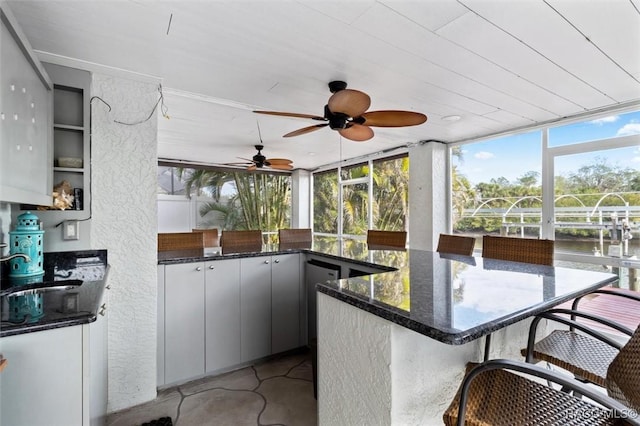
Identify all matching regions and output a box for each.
[455,110,640,185]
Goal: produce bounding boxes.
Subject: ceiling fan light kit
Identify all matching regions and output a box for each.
[254,81,427,142]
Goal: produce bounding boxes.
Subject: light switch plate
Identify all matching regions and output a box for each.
[62,220,80,240]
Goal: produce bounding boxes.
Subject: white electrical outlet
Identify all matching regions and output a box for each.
[62,220,80,240]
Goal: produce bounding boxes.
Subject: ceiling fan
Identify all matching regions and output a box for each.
[224,144,293,171]
[254,81,427,142]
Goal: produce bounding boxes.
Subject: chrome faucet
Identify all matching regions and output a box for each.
[0,243,31,263]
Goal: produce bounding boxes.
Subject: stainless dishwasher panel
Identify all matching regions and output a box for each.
[306,259,341,341]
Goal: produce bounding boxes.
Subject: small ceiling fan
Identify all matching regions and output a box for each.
[224,144,293,171]
[254,81,427,142]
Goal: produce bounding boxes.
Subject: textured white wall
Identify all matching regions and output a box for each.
[90,74,159,412]
[318,291,543,424]
[317,293,393,426]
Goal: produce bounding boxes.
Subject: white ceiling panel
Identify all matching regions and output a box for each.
[4,0,639,171]
[547,0,640,79]
[435,11,613,110]
[462,0,640,103]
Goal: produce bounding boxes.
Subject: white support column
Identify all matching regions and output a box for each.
[291,169,311,228]
[408,141,448,250]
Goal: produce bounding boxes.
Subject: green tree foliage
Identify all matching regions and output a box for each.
[178,168,291,232]
[452,155,640,238]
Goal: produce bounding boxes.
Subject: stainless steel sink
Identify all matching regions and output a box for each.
[0,279,83,297]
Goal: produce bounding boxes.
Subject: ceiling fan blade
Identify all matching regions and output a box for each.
[283,123,329,138]
[254,111,326,121]
[360,110,427,127]
[247,164,257,171]
[266,158,293,165]
[269,163,294,170]
[339,124,374,142]
[328,89,371,117]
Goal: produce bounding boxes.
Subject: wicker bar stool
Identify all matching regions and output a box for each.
[523,289,640,389]
[157,232,205,251]
[220,230,263,252]
[366,230,407,249]
[443,358,640,426]
[481,235,554,265]
[192,228,219,247]
[436,234,476,256]
[278,228,312,249]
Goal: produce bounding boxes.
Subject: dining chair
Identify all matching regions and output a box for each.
[157,232,205,251]
[220,230,263,248]
[192,228,219,247]
[366,230,407,249]
[481,235,554,266]
[522,288,640,390]
[278,228,312,249]
[436,233,475,256]
[442,356,640,426]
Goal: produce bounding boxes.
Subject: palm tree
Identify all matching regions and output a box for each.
[178,168,291,232]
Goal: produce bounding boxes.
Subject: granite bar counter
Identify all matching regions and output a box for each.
[313,249,618,425]
[0,249,109,337]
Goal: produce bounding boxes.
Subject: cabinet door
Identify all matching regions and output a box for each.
[272,253,301,353]
[0,5,53,206]
[88,301,108,426]
[164,262,205,384]
[205,258,241,372]
[0,326,83,425]
[240,256,272,362]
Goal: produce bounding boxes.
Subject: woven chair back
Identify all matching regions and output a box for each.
[437,234,476,256]
[606,325,640,410]
[482,235,554,266]
[193,228,219,247]
[278,228,312,244]
[366,230,407,248]
[158,232,205,251]
[220,230,263,248]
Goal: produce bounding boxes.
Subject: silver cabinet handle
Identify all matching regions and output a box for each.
[274,259,280,263]
[264,260,270,264]
[209,265,215,269]
[196,267,202,271]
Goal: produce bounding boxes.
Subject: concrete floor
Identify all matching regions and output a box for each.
[106,350,317,426]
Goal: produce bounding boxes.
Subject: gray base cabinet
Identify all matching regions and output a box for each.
[205,258,241,372]
[0,318,107,426]
[272,253,301,353]
[240,256,273,362]
[158,253,303,386]
[164,262,205,384]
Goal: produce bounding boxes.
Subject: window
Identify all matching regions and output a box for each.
[157,165,291,236]
[312,154,409,239]
[452,131,543,248]
[451,109,640,288]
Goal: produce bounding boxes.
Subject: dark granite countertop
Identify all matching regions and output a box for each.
[156,237,619,345]
[315,250,619,344]
[157,238,396,273]
[1,250,109,338]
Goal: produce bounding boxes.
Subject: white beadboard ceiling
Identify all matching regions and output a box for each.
[6,0,640,171]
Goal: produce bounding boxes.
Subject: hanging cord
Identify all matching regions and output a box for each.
[89,84,169,126]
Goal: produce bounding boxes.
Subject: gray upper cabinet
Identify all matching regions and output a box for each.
[0,3,53,206]
[42,62,91,216]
